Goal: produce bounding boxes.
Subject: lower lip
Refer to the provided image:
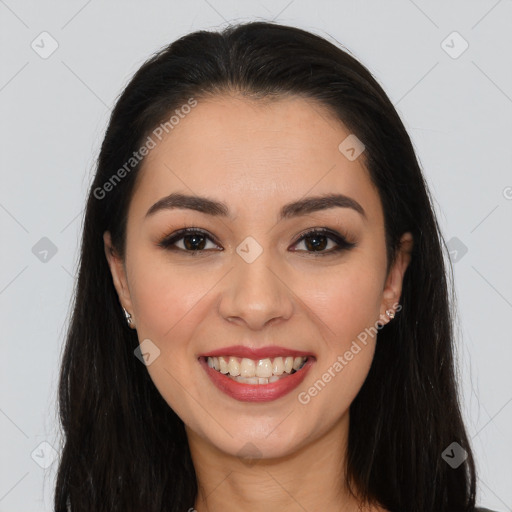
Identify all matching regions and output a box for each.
[199,357,315,402]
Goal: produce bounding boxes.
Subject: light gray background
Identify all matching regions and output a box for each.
[1,1,511,511]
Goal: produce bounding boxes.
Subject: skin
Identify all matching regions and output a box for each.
[104,93,413,512]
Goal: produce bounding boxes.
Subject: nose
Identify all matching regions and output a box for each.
[218,247,294,330]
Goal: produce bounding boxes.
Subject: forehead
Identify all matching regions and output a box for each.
[130,94,382,224]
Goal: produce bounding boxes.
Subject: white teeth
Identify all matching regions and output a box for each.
[293,356,304,371]
[206,355,309,381]
[237,376,258,384]
[219,356,229,374]
[272,357,284,375]
[240,358,256,377]
[227,357,240,376]
[255,358,273,378]
[232,374,287,385]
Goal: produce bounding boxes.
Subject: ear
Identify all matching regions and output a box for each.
[377,232,413,326]
[103,231,135,324]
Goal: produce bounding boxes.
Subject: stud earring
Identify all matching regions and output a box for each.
[385,303,400,319]
[122,307,135,328]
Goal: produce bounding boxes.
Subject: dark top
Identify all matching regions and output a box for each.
[475,508,500,512]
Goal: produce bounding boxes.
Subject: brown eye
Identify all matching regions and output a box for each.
[290,228,356,255]
[158,228,221,254]
[158,227,356,257]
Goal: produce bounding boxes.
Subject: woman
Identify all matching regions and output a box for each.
[53,21,496,512]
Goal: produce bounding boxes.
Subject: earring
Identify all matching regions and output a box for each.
[122,307,134,327]
[385,304,399,319]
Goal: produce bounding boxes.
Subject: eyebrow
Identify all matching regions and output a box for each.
[145,192,367,221]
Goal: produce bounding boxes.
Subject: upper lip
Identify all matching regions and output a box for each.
[198,345,315,360]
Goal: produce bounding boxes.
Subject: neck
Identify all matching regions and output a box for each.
[186,412,381,512]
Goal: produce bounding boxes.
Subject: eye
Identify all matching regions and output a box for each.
[290,228,356,255]
[157,227,356,256]
[157,228,221,255]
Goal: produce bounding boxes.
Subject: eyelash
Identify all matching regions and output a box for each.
[157,227,356,256]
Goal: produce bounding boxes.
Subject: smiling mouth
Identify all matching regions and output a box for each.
[200,355,310,385]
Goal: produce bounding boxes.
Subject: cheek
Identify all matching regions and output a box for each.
[338,271,382,340]
[128,253,213,341]
[126,256,212,418]
[298,259,384,348]
[296,270,382,428]
[292,255,384,407]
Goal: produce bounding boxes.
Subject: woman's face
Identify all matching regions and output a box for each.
[104,94,412,460]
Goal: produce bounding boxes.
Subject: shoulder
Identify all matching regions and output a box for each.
[475,507,501,512]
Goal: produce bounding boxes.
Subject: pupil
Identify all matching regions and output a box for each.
[184,234,206,250]
[305,234,327,251]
